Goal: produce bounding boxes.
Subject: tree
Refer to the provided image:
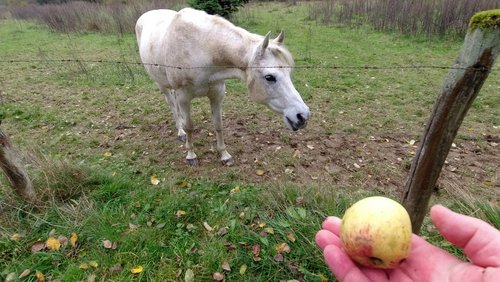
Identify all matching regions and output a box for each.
[188,0,248,19]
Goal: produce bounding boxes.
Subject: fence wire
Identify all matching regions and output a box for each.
[0,58,498,72]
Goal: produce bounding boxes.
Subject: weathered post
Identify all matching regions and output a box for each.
[401,10,500,234]
[0,128,35,200]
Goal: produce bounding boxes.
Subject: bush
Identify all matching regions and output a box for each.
[188,0,248,19]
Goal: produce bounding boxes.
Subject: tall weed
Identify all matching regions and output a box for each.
[10,0,186,33]
[307,0,500,37]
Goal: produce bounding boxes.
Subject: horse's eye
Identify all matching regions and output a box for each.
[264,74,276,82]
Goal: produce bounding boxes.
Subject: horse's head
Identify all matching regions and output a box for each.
[246,32,310,131]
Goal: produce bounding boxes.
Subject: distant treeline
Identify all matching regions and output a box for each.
[308,0,500,37]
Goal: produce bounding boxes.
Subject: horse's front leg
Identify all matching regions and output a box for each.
[177,91,198,166]
[208,83,233,165]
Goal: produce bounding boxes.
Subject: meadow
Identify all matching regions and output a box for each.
[1,1,499,281]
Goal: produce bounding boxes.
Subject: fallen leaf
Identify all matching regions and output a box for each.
[129,223,139,229]
[109,264,123,274]
[264,227,274,234]
[230,186,240,194]
[306,144,314,150]
[255,169,265,176]
[213,272,224,281]
[57,235,68,248]
[89,260,98,268]
[19,269,31,279]
[203,222,213,232]
[217,227,228,237]
[130,265,143,274]
[46,237,61,251]
[80,263,90,270]
[103,152,112,157]
[286,233,296,242]
[319,273,329,282]
[239,264,247,275]
[150,174,160,185]
[87,274,96,282]
[5,273,16,282]
[156,223,166,229]
[35,271,45,282]
[276,242,291,254]
[185,269,194,282]
[252,244,261,257]
[221,261,231,272]
[409,139,416,146]
[274,254,284,262]
[70,232,78,247]
[176,210,187,217]
[10,233,21,241]
[102,239,118,249]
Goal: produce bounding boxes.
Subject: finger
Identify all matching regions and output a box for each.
[316,229,341,251]
[323,245,373,282]
[322,216,342,235]
[431,205,500,267]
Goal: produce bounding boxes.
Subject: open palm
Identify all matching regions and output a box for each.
[316,205,500,281]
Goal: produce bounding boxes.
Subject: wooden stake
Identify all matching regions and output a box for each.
[401,10,500,234]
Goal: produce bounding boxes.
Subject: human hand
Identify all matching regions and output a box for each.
[315,205,500,281]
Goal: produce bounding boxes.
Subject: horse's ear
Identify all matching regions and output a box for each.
[259,31,271,56]
[274,30,284,44]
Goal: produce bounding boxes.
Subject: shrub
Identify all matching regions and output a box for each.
[188,0,248,19]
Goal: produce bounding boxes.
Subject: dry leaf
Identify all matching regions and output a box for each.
[129,223,140,229]
[19,269,31,279]
[286,233,296,242]
[213,272,224,281]
[239,264,247,275]
[230,186,240,194]
[203,222,213,232]
[276,242,291,254]
[86,274,96,282]
[5,272,16,282]
[80,263,89,270]
[109,264,123,274]
[89,260,98,268]
[130,265,143,274]
[273,254,284,262]
[10,233,21,241]
[319,273,329,282]
[306,144,314,150]
[70,232,78,247]
[150,174,160,185]
[264,227,274,234]
[221,261,231,272]
[176,210,187,217]
[46,237,61,251]
[185,269,194,282]
[252,244,261,257]
[57,235,68,248]
[35,271,45,282]
[103,152,112,157]
[255,169,265,176]
[217,227,228,237]
[258,222,266,228]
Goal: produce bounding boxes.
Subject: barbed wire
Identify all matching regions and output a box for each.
[0,58,498,72]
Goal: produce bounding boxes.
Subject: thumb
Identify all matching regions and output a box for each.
[430,205,500,267]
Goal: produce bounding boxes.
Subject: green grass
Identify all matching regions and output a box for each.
[1,2,499,281]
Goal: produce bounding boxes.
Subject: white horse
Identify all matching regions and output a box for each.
[135,8,310,165]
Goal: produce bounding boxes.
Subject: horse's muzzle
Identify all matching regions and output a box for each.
[286,112,309,131]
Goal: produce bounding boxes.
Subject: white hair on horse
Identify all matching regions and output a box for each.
[136,8,310,165]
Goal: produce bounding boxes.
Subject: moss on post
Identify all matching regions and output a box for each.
[469,9,500,31]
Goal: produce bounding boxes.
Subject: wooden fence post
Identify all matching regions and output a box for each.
[401,10,500,234]
[0,128,35,200]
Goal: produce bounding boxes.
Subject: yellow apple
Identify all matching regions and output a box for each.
[340,196,412,269]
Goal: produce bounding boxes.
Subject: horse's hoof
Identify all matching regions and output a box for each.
[222,158,234,166]
[178,134,186,142]
[187,158,199,166]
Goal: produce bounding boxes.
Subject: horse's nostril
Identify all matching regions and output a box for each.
[297,113,305,122]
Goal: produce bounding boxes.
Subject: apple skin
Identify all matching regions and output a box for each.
[340,196,412,269]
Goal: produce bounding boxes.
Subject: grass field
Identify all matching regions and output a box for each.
[1,2,499,281]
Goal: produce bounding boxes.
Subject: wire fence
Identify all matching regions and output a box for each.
[1,58,498,72]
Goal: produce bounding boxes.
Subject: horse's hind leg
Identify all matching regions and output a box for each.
[208,83,233,165]
[162,88,186,142]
